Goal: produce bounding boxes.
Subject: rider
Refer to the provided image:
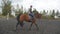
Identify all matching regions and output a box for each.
[28,5,34,20]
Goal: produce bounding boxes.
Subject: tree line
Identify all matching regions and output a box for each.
[0,0,60,18]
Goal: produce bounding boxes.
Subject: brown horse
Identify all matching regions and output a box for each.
[34,12,42,19]
[16,13,42,30]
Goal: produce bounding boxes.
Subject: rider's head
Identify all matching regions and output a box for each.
[30,5,32,8]
[29,5,33,13]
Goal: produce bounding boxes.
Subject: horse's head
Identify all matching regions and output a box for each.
[34,13,42,19]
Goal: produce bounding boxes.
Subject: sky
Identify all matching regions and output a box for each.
[0,0,60,13]
[11,0,60,11]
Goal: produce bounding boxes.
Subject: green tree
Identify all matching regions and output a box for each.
[2,0,12,16]
[42,10,46,15]
[51,9,55,19]
[33,9,38,14]
[56,10,59,16]
[15,5,23,16]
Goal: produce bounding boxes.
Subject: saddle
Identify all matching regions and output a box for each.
[29,14,34,20]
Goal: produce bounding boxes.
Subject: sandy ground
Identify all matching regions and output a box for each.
[0,18,60,34]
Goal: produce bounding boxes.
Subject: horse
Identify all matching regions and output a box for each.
[34,12,42,19]
[16,13,42,30]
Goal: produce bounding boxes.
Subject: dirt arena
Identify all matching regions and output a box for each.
[0,18,60,34]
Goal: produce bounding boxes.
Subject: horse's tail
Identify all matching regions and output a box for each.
[17,13,22,21]
[16,14,23,30]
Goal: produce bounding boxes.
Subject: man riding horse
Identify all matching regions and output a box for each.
[28,5,35,20]
[16,5,39,30]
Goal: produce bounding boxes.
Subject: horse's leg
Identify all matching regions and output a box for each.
[16,21,20,30]
[29,23,33,30]
[20,21,24,27]
[19,21,25,30]
[34,23,39,30]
